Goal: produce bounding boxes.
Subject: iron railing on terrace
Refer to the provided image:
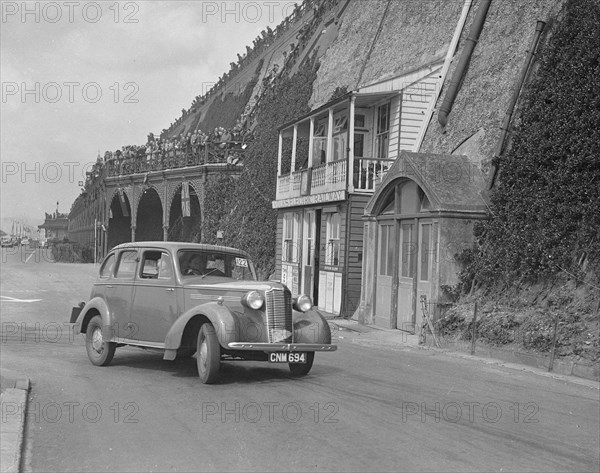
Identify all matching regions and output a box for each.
[95,142,247,179]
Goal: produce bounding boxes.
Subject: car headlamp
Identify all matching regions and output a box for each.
[293,295,313,313]
[241,291,264,310]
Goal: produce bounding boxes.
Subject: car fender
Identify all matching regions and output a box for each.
[293,308,332,344]
[164,302,240,352]
[75,297,117,340]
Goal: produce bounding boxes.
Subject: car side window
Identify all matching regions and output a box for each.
[99,254,116,278]
[140,251,173,280]
[115,250,138,279]
[157,253,173,280]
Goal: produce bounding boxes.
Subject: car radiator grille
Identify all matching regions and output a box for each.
[265,288,293,343]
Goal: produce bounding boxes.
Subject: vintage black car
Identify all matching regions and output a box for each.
[71,242,337,383]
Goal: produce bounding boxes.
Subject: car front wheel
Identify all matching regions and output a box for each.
[196,323,220,384]
[85,315,116,366]
[289,352,314,377]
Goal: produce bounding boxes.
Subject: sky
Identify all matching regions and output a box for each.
[0,0,295,234]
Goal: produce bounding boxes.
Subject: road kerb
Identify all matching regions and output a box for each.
[1,379,30,473]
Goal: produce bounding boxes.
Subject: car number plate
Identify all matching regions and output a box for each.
[269,352,307,364]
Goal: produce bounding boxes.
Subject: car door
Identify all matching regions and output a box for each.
[129,250,178,344]
[108,249,139,341]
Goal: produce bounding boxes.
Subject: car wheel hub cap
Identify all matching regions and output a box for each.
[199,339,208,369]
[92,327,103,353]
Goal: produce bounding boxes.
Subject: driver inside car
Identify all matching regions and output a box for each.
[183,254,206,276]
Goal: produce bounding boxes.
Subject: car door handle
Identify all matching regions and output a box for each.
[107,285,114,288]
[166,288,174,292]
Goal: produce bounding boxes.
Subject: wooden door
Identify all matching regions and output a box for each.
[301,210,316,298]
[375,223,395,321]
[397,222,416,331]
[416,221,438,323]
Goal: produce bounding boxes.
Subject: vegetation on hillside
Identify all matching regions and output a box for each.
[471,0,600,286]
[443,0,600,363]
[198,55,320,277]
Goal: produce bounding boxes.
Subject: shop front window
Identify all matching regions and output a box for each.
[325,212,340,266]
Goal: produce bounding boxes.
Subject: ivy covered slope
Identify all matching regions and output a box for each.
[442,0,599,363]
[479,0,600,283]
[199,57,320,278]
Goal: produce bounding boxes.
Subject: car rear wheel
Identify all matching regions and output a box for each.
[196,323,220,384]
[289,352,314,377]
[85,315,116,366]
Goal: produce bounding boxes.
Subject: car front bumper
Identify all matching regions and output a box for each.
[227,342,337,352]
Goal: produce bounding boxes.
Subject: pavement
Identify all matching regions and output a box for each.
[325,316,599,387]
[0,370,30,473]
[0,316,596,473]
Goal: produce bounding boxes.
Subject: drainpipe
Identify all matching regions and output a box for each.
[438,0,492,127]
[488,20,546,189]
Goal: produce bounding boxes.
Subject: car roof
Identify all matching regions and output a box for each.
[110,241,251,258]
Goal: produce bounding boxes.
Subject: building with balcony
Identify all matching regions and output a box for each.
[39,211,69,242]
[272,65,445,316]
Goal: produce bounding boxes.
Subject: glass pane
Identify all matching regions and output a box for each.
[116,251,137,279]
[377,133,389,159]
[354,133,364,157]
[401,224,413,278]
[331,213,340,238]
[178,250,254,280]
[420,224,431,281]
[99,254,115,278]
[387,225,395,276]
[400,181,419,214]
[332,242,339,266]
[313,137,327,165]
[379,227,388,275]
[158,253,172,280]
[379,103,390,132]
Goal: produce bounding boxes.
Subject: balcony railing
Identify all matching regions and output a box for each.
[353,157,394,192]
[276,156,394,200]
[312,159,346,193]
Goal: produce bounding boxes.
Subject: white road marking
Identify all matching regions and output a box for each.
[0,295,42,303]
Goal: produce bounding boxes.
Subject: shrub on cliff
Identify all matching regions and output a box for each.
[475,0,600,284]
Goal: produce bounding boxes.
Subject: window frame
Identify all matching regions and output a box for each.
[99,253,116,279]
[114,250,138,280]
[375,102,391,159]
[325,212,341,266]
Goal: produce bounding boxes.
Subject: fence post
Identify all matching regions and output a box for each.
[470,302,478,355]
[548,311,560,372]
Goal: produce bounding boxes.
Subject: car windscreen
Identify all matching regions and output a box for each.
[178,250,255,280]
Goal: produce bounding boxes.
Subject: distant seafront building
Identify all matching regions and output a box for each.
[38,211,69,241]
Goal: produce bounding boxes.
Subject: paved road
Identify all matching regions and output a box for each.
[1,247,599,472]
